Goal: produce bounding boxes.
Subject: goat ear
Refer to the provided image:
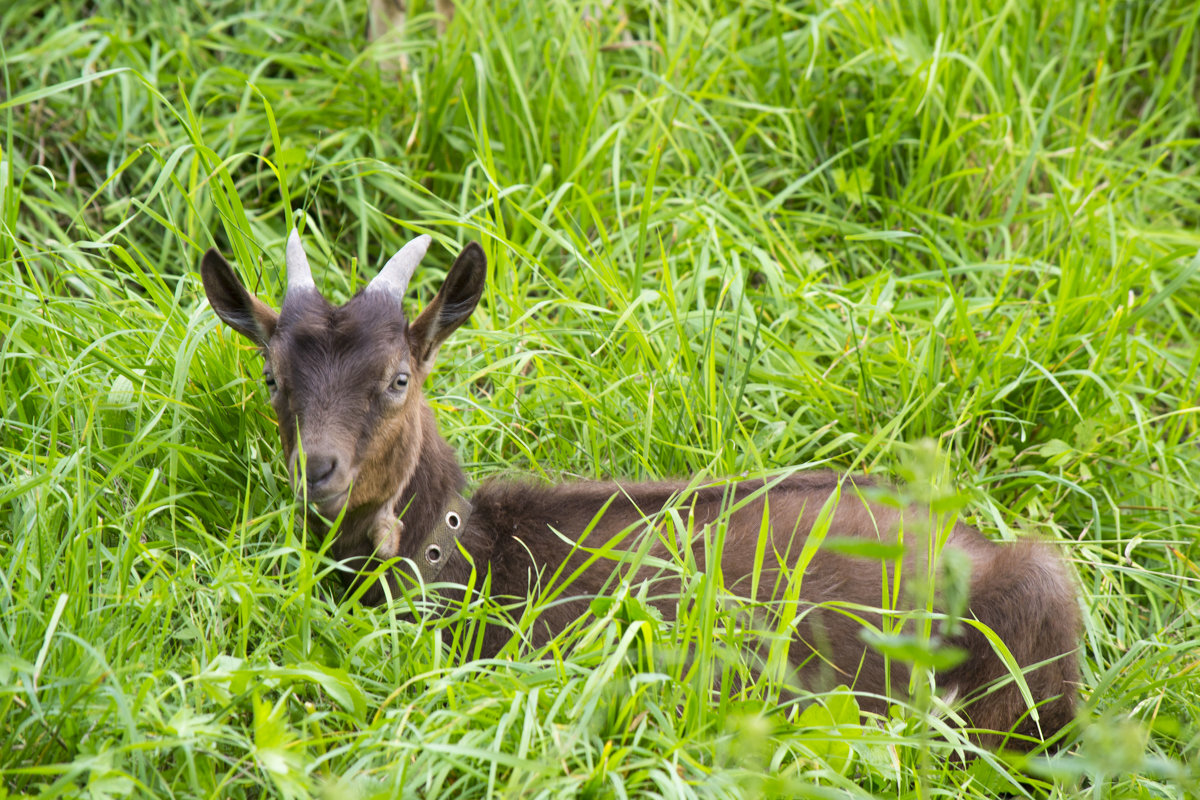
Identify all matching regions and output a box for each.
[409,242,487,369]
[200,248,278,348]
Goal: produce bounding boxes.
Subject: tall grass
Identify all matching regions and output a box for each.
[2,0,1199,796]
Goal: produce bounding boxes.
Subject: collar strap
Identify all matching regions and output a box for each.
[411,492,472,583]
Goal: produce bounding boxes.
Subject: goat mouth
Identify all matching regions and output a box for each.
[298,486,350,512]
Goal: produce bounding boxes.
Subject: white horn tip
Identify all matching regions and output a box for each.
[406,234,433,259]
[371,234,433,295]
[286,229,315,289]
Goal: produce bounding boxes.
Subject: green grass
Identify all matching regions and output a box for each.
[2,0,1199,796]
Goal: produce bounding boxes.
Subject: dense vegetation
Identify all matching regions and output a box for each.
[2,0,1198,796]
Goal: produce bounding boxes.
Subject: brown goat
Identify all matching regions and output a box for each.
[200,231,1080,749]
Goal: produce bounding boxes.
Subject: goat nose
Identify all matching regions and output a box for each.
[304,453,339,489]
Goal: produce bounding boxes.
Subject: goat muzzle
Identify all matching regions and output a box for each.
[293,448,352,508]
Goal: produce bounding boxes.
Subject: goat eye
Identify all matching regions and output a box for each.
[264,370,278,393]
[391,372,409,391]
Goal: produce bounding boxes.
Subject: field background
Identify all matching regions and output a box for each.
[3,0,1199,797]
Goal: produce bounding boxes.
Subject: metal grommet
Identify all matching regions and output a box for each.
[445,511,461,529]
[426,544,442,564]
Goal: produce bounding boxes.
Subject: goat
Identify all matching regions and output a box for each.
[200,231,1081,749]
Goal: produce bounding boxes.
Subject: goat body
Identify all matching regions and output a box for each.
[201,232,1080,748]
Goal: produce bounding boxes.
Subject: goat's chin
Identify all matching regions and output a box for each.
[296,487,350,520]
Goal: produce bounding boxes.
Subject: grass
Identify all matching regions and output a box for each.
[2,0,1199,796]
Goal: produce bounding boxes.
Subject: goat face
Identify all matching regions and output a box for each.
[200,232,486,518]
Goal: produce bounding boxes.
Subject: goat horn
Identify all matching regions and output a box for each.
[369,234,432,298]
[285,229,315,291]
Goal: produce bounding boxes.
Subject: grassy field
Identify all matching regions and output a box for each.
[3,0,1200,796]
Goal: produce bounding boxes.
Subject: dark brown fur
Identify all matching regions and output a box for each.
[201,237,1081,749]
